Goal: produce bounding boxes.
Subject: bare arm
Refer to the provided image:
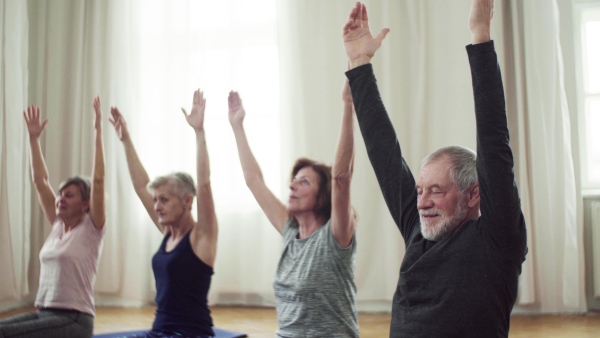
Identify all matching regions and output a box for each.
[331,79,356,248]
[109,107,161,231]
[23,105,57,225]
[228,92,287,235]
[89,97,106,229]
[181,89,218,267]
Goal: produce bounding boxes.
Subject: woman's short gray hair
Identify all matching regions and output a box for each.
[148,172,196,198]
[59,176,92,201]
[420,146,477,192]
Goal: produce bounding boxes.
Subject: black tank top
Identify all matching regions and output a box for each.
[152,230,214,336]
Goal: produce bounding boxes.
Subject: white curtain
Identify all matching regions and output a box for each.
[504,0,586,312]
[25,0,284,307]
[0,0,31,312]
[0,0,587,314]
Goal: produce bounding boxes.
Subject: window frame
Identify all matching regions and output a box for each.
[574,0,600,192]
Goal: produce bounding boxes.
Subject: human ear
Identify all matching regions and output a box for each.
[467,183,480,208]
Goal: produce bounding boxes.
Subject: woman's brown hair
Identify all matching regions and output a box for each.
[290,157,332,222]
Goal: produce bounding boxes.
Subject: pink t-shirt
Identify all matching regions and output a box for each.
[35,213,106,316]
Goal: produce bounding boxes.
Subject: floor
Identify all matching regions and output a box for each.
[1,306,600,337]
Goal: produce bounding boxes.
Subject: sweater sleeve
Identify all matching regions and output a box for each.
[346,64,420,242]
[467,41,527,259]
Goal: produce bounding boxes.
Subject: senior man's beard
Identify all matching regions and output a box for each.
[419,194,468,241]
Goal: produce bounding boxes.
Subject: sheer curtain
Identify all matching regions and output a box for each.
[0,0,31,312]
[113,0,284,306]
[15,0,285,309]
[503,0,586,312]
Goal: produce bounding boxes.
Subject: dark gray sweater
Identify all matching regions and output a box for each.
[346,41,528,338]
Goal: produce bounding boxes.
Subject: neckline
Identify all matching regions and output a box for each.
[163,230,191,254]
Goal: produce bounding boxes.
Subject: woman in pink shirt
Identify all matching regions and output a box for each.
[0,97,107,338]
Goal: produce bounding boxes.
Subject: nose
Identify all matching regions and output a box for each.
[289,181,297,191]
[417,192,433,210]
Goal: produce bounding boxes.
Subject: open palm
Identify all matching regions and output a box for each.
[23,105,48,139]
[182,89,206,131]
[342,2,389,65]
[228,91,245,127]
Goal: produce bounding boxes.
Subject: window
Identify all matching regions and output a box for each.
[575,1,600,190]
[133,0,281,212]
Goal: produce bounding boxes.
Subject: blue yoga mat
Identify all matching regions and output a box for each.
[93,328,247,338]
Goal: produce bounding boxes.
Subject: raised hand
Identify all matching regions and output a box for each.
[228,91,245,127]
[469,0,493,44]
[182,89,206,132]
[23,105,49,139]
[109,107,130,141]
[93,96,102,130]
[342,2,390,68]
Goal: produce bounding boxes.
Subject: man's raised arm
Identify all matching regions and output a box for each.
[467,0,527,256]
[343,2,420,238]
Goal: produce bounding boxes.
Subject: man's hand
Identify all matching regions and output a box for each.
[469,0,494,44]
[343,2,390,69]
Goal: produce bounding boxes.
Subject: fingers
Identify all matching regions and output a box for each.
[356,2,363,25]
[199,90,205,106]
[23,105,40,123]
[375,28,390,44]
[181,107,188,117]
[228,91,242,108]
[344,3,360,34]
[193,89,206,108]
[348,3,359,23]
[361,3,369,29]
[342,19,353,35]
[109,107,123,126]
[93,97,102,122]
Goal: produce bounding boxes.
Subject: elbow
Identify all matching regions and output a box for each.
[244,173,264,189]
[197,181,212,194]
[133,178,151,193]
[333,170,353,186]
[92,176,105,186]
[32,176,49,189]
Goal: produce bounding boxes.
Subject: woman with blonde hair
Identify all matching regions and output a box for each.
[0,97,107,338]
[110,89,217,338]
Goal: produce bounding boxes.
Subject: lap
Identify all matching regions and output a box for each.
[0,309,93,338]
[0,312,40,325]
